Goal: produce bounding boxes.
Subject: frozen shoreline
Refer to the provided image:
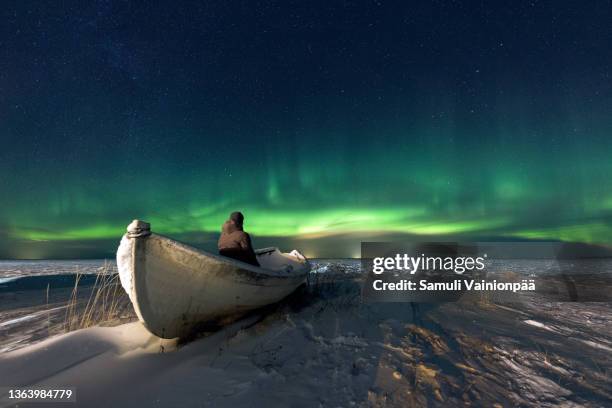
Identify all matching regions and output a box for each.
[1,272,611,407]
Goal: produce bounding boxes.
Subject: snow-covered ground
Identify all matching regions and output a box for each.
[1,261,611,406]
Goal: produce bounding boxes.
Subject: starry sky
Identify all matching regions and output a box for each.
[1,1,611,259]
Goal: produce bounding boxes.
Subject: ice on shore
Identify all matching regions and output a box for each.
[1,260,612,406]
[1,277,612,407]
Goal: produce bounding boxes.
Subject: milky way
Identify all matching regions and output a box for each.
[1,1,611,258]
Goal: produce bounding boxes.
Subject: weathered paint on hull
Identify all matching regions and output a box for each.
[117,229,309,339]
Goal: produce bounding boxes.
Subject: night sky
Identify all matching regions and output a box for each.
[1,1,611,259]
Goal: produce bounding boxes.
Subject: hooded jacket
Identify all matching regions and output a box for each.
[218,220,260,266]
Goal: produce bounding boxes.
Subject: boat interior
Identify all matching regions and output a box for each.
[255,247,308,273]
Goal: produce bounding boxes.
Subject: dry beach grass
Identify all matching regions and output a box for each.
[0,261,136,353]
[63,262,130,332]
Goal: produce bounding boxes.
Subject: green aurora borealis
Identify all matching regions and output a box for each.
[1,1,612,258]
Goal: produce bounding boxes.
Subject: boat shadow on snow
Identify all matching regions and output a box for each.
[178,272,444,349]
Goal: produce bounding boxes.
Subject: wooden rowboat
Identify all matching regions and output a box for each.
[117,220,310,339]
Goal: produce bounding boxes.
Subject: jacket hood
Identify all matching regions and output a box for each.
[222,220,243,234]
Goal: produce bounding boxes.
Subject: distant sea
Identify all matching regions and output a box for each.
[3,257,611,281]
[2,257,610,303]
[0,260,115,283]
[0,259,363,284]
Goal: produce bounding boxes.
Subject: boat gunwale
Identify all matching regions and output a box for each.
[140,233,310,280]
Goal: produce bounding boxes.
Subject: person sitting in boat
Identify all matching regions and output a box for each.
[218,211,260,267]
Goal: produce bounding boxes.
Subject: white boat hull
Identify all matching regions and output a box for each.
[117,221,310,339]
